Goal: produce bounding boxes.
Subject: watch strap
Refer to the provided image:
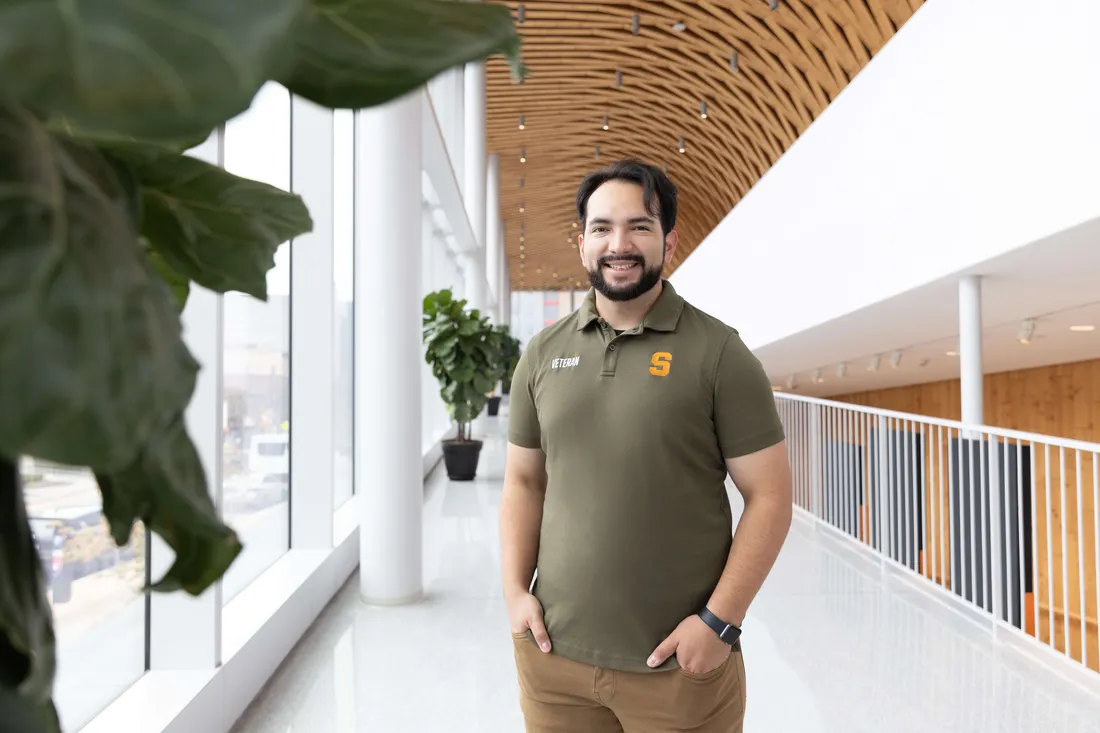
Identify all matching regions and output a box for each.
[698,607,741,646]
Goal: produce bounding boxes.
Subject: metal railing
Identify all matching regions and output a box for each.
[774,393,1100,678]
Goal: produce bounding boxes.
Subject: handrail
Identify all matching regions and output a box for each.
[775,392,1100,455]
[772,391,1100,683]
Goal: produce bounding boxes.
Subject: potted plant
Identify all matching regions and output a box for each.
[500,333,522,396]
[485,324,511,416]
[0,2,524,728]
[423,290,500,480]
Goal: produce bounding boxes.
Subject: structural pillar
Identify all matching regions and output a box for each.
[485,153,501,320]
[355,89,423,606]
[959,275,984,427]
[452,66,466,194]
[463,60,487,313]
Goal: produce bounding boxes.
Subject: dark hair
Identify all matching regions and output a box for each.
[575,158,678,236]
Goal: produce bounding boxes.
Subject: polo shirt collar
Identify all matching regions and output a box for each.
[576,280,685,332]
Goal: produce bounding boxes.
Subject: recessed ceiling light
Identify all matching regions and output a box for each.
[1070,324,1096,332]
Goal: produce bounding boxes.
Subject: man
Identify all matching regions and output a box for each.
[499,158,793,732]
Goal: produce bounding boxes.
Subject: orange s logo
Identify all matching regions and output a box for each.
[649,352,672,377]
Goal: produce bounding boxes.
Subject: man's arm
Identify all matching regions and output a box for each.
[705,330,793,627]
[705,442,793,626]
[499,443,547,602]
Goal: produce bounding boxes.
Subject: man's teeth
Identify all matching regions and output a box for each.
[607,262,636,270]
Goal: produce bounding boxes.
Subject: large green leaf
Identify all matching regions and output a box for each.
[0,458,59,733]
[95,413,242,596]
[147,247,191,313]
[280,0,524,110]
[103,144,312,301]
[0,0,309,141]
[0,101,198,472]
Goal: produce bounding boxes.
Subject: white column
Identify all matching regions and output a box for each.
[150,129,223,669]
[452,67,465,191]
[498,227,509,325]
[290,98,335,548]
[463,60,487,313]
[355,90,423,606]
[485,153,501,320]
[959,275,984,427]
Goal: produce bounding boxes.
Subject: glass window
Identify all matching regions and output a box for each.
[333,110,355,511]
[221,82,292,604]
[20,459,145,730]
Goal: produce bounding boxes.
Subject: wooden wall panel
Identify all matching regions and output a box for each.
[834,358,1100,671]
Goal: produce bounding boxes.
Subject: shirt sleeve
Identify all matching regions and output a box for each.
[713,331,785,459]
[507,342,542,449]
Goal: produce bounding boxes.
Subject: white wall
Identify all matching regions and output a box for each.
[670,0,1100,351]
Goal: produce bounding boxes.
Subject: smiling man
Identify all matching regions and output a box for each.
[499,159,794,732]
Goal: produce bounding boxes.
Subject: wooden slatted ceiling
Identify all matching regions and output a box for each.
[486,0,925,290]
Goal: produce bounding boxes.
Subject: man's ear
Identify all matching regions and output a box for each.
[664,229,680,260]
[577,234,585,265]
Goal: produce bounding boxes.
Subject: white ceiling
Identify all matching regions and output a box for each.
[760,216,1100,398]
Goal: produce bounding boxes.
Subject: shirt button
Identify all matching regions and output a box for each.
[609,344,617,351]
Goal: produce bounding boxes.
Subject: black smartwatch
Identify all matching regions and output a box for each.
[698,607,741,646]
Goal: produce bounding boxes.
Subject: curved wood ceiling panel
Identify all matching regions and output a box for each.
[485,0,925,291]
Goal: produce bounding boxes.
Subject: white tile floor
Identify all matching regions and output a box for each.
[232,408,1100,733]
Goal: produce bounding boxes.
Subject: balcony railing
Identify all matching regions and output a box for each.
[774,393,1100,679]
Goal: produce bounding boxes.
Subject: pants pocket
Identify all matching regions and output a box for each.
[676,648,732,682]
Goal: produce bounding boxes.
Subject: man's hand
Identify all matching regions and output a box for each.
[507,591,552,653]
[647,615,730,674]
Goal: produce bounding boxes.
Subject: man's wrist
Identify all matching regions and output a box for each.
[698,606,742,644]
[503,583,531,602]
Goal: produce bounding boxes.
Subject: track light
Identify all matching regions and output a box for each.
[812,368,823,384]
[519,177,524,188]
[594,145,600,160]
[517,3,525,23]
[520,148,526,163]
[678,136,685,153]
[731,49,739,73]
[836,363,847,378]
[1018,318,1036,344]
[868,355,880,372]
[632,12,640,34]
[518,115,525,130]
[519,202,525,213]
[786,375,797,390]
[700,100,708,119]
[602,114,609,130]
[615,70,623,88]
[770,0,779,9]
[890,350,902,368]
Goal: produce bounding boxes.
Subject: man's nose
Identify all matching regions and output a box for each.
[608,228,631,253]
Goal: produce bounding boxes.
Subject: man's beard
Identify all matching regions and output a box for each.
[586,253,664,302]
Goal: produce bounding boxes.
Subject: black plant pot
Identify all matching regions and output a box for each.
[442,439,483,481]
[487,396,501,416]
[502,383,511,395]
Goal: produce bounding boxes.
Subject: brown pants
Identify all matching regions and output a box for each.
[512,633,746,733]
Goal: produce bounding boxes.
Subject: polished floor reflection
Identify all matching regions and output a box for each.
[232,408,1100,733]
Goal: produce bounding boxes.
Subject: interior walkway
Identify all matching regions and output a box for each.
[232,405,1100,733]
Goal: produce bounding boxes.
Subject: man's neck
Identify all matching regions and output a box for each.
[593,280,664,331]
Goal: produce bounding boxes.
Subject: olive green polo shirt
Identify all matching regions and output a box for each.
[507,281,785,673]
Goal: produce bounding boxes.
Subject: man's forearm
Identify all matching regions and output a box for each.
[499,481,544,600]
[705,494,792,626]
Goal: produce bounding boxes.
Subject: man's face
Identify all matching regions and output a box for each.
[578,180,678,302]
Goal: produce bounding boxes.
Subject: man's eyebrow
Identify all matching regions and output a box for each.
[588,215,656,225]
